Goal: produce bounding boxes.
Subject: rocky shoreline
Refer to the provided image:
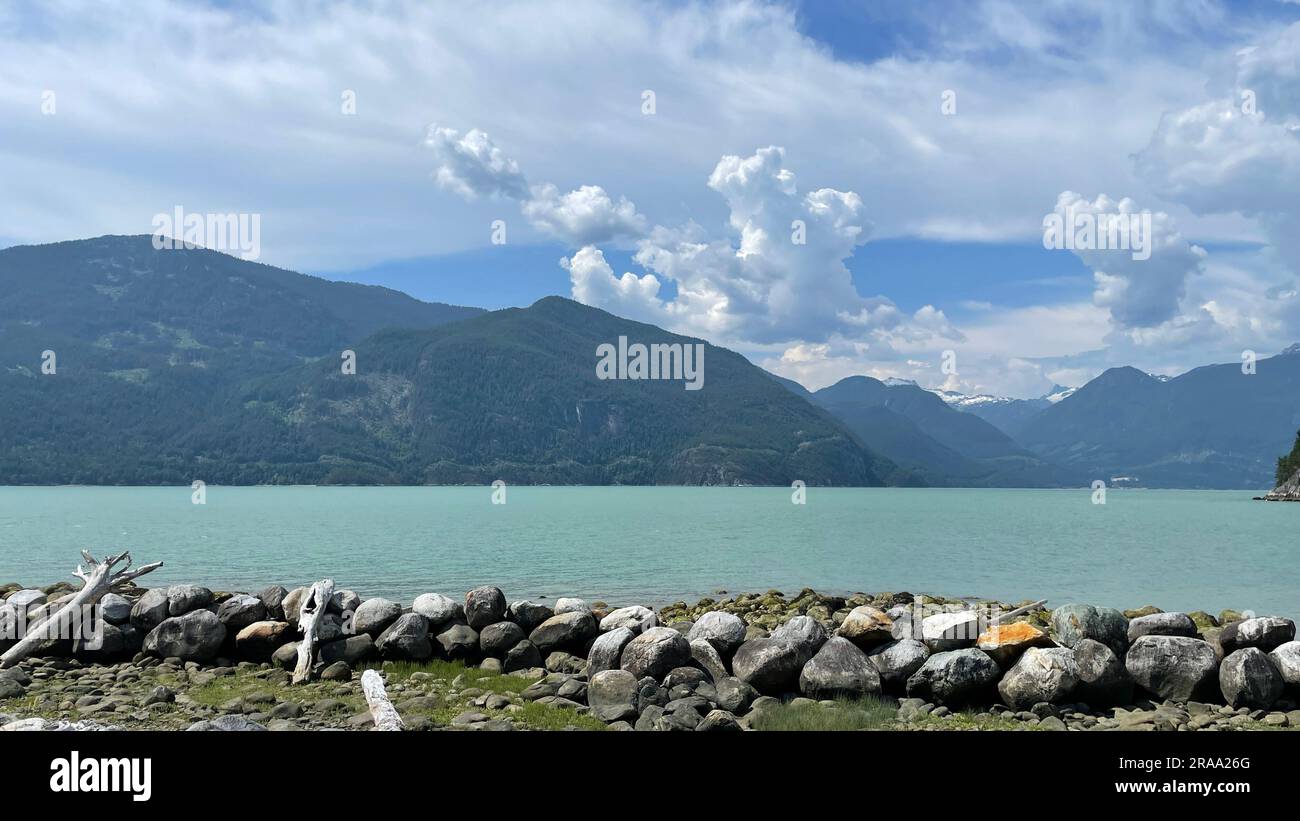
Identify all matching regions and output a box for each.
[2,580,1299,732]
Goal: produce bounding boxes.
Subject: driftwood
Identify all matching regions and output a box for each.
[292,578,334,684]
[991,599,1048,626]
[0,550,162,669]
[361,669,404,731]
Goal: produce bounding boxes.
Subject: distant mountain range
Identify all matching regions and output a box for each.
[1,236,1295,489]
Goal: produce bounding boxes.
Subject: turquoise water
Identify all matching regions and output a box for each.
[0,487,1294,619]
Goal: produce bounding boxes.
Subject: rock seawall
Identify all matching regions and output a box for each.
[1,582,1298,732]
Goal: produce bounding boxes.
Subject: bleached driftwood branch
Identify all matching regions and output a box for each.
[0,550,162,669]
[361,669,404,731]
[292,578,334,684]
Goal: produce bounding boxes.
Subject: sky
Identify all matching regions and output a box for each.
[2,0,1299,397]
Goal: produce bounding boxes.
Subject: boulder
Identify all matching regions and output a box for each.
[837,605,894,648]
[166,584,213,616]
[144,610,226,661]
[997,647,1079,710]
[479,621,526,658]
[976,621,1054,667]
[216,594,267,632]
[319,634,375,667]
[330,589,361,613]
[257,585,288,620]
[731,639,805,695]
[1125,635,1218,702]
[600,605,656,634]
[588,670,639,722]
[503,640,542,673]
[432,623,477,661]
[6,589,46,613]
[770,615,827,662]
[529,611,598,655]
[1221,617,1296,653]
[412,593,463,628]
[554,597,590,616]
[715,676,758,714]
[1127,611,1198,642]
[376,614,433,661]
[464,586,507,630]
[1268,641,1300,688]
[546,651,587,675]
[98,593,132,625]
[280,587,308,629]
[867,639,930,693]
[508,600,554,633]
[920,611,980,651]
[1219,648,1284,709]
[905,648,1000,706]
[587,627,635,677]
[130,588,170,631]
[1052,604,1128,656]
[352,597,402,638]
[1073,638,1134,706]
[687,611,747,656]
[271,642,299,671]
[234,620,292,661]
[696,709,743,732]
[620,627,692,681]
[689,639,729,684]
[799,636,882,699]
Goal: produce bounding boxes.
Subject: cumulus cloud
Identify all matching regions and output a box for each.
[425,126,529,200]
[1045,192,1206,330]
[522,184,646,245]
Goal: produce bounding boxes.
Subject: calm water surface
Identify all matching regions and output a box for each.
[0,487,1294,618]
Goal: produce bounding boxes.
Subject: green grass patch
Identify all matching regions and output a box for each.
[359,659,532,694]
[751,697,897,731]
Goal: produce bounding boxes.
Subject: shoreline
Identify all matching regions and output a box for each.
[2,580,1297,733]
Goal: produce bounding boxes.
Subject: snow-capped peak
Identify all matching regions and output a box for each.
[1044,385,1077,403]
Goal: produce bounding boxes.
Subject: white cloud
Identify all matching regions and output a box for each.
[425,125,529,200]
[521,183,646,245]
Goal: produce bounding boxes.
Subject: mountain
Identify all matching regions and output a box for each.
[931,384,1076,440]
[0,237,895,485]
[809,376,1075,487]
[1017,351,1300,488]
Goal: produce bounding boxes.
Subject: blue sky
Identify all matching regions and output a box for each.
[2,0,1299,397]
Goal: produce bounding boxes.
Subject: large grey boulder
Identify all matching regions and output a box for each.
[144,610,226,661]
[997,647,1078,710]
[867,639,930,693]
[508,601,554,633]
[905,648,1000,706]
[166,584,212,617]
[1127,612,1197,642]
[432,623,478,661]
[130,588,170,631]
[690,639,729,684]
[799,637,881,699]
[715,677,758,714]
[412,593,462,628]
[554,597,591,616]
[588,669,639,722]
[1219,648,1284,708]
[216,594,267,632]
[98,593,132,625]
[686,611,747,655]
[837,605,894,648]
[529,611,598,655]
[920,611,980,652]
[6,589,46,614]
[620,627,692,681]
[280,587,308,629]
[1125,635,1218,701]
[319,633,375,667]
[464,586,507,630]
[587,627,635,677]
[1073,638,1134,706]
[352,598,402,638]
[376,614,433,661]
[256,585,288,620]
[1221,617,1295,654]
[732,639,803,695]
[1052,604,1128,656]
[503,640,542,673]
[600,605,656,634]
[330,589,361,613]
[771,615,827,661]
[479,621,526,658]
[1268,641,1300,688]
